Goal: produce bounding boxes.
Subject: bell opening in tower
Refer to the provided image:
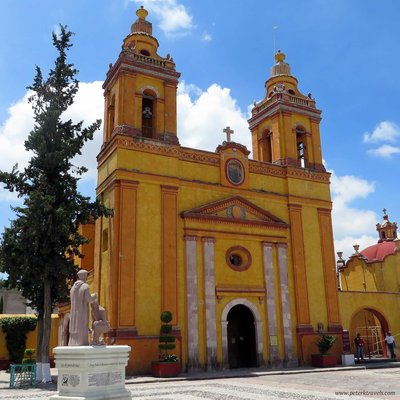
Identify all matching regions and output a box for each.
[296,126,307,168]
[142,95,154,139]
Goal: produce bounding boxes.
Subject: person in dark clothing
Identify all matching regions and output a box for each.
[354,333,365,361]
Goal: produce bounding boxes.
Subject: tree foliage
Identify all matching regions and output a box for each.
[0,25,112,366]
[316,333,336,355]
[0,317,37,364]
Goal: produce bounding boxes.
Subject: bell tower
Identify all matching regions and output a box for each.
[248,51,324,171]
[102,6,180,145]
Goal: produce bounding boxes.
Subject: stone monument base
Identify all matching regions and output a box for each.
[50,345,131,400]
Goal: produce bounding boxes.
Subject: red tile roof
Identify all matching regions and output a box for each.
[361,241,397,262]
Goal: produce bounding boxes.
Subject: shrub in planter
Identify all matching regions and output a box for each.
[151,310,181,377]
[22,348,36,364]
[311,333,337,367]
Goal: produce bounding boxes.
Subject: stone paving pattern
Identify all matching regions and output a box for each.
[0,364,399,399]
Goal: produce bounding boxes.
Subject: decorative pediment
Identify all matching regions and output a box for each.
[181,196,289,229]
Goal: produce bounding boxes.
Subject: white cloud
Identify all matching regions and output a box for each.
[63,81,104,182]
[330,171,378,258]
[131,0,193,36]
[330,173,375,204]
[334,235,377,261]
[363,121,400,143]
[202,33,212,42]
[367,144,400,158]
[0,91,34,173]
[177,81,251,151]
[0,81,104,202]
[363,121,400,158]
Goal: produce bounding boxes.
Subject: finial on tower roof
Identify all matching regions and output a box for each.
[275,50,286,63]
[270,50,291,77]
[136,6,148,20]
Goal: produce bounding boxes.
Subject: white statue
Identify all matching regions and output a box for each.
[68,269,97,346]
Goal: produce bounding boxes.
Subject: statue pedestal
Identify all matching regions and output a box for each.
[50,345,131,400]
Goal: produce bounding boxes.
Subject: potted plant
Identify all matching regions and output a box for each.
[151,311,181,377]
[311,333,337,367]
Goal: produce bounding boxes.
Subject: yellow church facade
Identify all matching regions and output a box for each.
[85,7,343,373]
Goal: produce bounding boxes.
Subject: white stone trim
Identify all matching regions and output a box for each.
[203,238,217,370]
[185,237,199,370]
[277,244,295,363]
[263,242,281,366]
[140,85,160,98]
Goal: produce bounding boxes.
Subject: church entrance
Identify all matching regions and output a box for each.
[350,308,389,358]
[227,304,257,368]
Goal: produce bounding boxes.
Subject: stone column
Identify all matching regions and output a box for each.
[184,235,199,370]
[202,237,217,370]
[277,243,297,366]
[262,242,281,367]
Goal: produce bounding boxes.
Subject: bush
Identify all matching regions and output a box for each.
[22,348,36,364]
[158,310,178,362]
[316,333,336,355]
[0,317,37,363]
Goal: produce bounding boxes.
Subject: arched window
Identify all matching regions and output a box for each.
[260,129,272,163]
[107,94,115,140]
[295,126,307,168]
[142,90,156,139]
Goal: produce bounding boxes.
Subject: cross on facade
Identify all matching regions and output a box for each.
[383,208,387,216]
[223,126,234,142]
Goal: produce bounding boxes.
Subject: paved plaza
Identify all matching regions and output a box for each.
[0,365,399,399]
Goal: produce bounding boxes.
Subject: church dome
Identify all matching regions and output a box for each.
[360,209,398,261]
[360,240,397,262]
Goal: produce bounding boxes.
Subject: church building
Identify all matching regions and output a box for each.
[83,7,344,373]
[338,210,400,358]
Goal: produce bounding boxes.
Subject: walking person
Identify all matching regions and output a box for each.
[385,331,396,359]
[354,333,365,361]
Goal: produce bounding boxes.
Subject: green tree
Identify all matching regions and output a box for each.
[0,26,112,381]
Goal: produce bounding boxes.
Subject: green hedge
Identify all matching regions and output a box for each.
[0,317,37,364]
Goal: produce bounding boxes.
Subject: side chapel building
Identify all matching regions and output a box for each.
[68,7,346,373]
[338,211,400,358]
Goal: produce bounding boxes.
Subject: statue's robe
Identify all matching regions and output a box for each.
[68,280,96,346]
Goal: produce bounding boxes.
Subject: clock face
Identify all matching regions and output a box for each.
[226,159,244,185]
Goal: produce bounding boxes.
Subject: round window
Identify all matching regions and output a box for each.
[226,246,252,271]
[226,159,244,185]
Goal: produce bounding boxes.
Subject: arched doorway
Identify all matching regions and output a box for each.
[227,304,257,368]
[350,308,389,358]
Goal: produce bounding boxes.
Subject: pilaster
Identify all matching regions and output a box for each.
[161,185,179,323]
[317,208,342,331]
[184,235,200,370]
[202,237,217,370]
[262,242,281,367]
[277,243,297,366]
[288,204,311,329]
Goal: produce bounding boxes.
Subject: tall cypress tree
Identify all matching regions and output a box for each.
[0,26,112,380]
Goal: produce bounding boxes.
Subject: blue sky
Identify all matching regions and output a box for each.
[0,0,399,259]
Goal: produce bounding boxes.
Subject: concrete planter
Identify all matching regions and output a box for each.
[151,361,181,377]
[311,354,337,368]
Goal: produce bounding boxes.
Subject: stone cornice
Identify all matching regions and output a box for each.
[248,101,322,130]
[97,133,330,185]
